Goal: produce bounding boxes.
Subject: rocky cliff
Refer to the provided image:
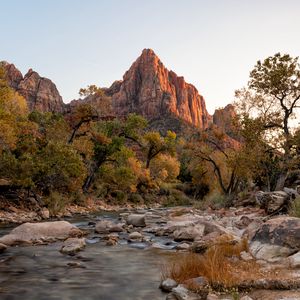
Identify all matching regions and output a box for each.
[1,61,64,113]
[2,51,239,136]
[110,49,211,129]
[213,104,237,135]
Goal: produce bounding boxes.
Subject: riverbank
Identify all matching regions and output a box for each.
[2,203,300,299]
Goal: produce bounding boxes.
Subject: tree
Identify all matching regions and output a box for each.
[81,114,147,192]
[143,130,176,168]
[0,66,28,153]
[235,53,300,190]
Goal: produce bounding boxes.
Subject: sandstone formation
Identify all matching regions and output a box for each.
[1,61,64,113]
[213,104,237,136]
[110,49,211,129]
[1,50,240,136]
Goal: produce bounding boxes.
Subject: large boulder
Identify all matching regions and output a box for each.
[95,220,123,234]
[0,221,82,246]
[250,217,300,261]
[257,191,290,214]
[126,214,146,227]
[173,224,205,242]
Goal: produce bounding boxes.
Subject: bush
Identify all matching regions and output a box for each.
[162,236,256,292]
[129,193,144,204]
[194,191,231,210]
[110,190,127,204]
[162,188,192,207]
[44,191,70,216]
[289,197,300,218]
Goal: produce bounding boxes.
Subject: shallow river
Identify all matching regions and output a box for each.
[0,213,173,300]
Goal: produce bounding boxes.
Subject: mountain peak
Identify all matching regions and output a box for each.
[111,49,211,129]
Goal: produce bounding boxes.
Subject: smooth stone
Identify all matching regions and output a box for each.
[126,214,146,227]
[60,238,86,255]
[160,278,178,292]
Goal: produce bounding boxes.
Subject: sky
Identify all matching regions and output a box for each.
[1,0,300,114]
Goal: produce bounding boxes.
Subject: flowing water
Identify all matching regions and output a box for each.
[0,213,174,300]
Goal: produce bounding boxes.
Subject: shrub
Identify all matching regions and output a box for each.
[162,236,255,291]
[194,191,231,210]
[44,191,70,216]
[110,190,127,204]
[162,188,192,207]
[129,193,144,204]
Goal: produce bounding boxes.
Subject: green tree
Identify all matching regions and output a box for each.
[143,130,176,168]
[235,53,300,190]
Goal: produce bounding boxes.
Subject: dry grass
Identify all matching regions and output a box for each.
[162,236,264,291]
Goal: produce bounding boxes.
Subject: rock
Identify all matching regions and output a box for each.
[175,243,191,250]
[0,221,82,246]
[242,219,264,240]
[258,191,290,214]
[213,104,237,138]
[250,217,300,261]
[283,187,298,198]
[0,242,7,253]
[95,220,123,234]
[40,207,50,219]
[60,238,86,255]
[240,296,254,300]
[18,69,64,113]
[240,251,253,261]
[111,49,211,130]
[173,224,205,241]
[235,215,252,229]
[0,61,23,88]
[168,284,202,300]
[1,61,65,113]
[160,278,178,292]
[127,214,146,227]
[206,294,219,300]
[289,251,300,268]
[106,235,118,246]
[128,231,143,241]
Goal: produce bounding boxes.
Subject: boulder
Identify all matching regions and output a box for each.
[258,191,290,214]
[250,217,300,261]
[60,238,86,255]
[160,278,178,292]
[173,224,205,241]
[126,214,146,227]
[289,251,300,268]
[40,207,50,219]
[128,231,143,241]
[0,221,82,246]
[95,220,123,234]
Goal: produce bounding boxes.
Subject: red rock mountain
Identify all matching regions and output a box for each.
[110,49,211,129]
[1,61,64,113]
[1,50,238,136]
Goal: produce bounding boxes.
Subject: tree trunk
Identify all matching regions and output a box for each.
[82,160,103,193]
[274,170,288,191]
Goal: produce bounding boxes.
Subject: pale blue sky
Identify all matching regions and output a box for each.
[1,0,300,113]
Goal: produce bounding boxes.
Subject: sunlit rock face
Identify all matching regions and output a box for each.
[111,49,211,129]
[1,61,64,113]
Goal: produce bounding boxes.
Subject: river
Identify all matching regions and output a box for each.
[0,212,173,300]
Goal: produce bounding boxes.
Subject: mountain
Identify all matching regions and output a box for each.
[110,49,211,129]
[1,61,64,113]
[1,50,237,137]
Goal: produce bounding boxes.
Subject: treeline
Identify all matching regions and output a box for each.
[1,53,300,213]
